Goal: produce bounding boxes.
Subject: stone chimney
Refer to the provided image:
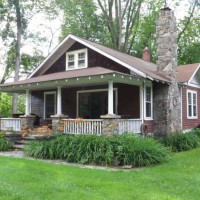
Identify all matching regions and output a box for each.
[142,47,150,62]
[153,8,181,135]
[156,7,177,76]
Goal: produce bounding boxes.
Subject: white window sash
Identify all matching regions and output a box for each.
[144,84,153,120]
[187,90,198,119]
[66,48,88,70]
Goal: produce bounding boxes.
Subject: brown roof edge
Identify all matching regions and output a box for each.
[0,67,131,87]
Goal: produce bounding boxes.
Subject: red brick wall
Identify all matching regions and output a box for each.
[182,86,200,129]
[144,120,154,133]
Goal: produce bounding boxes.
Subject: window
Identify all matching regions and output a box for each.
[66,49,87,70]
[78,52,85,67]
[68,54,75,69]
[44,92,56,118]
[145,86,152,119]
[187,90,197,118]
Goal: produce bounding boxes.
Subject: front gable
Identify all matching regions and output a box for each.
[43,42,130,76]
[30,34,149,79]
[189,66,200,88]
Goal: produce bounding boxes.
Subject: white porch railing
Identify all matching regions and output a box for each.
[63,119,103,135]
[0,118,21,132]
[119,119,142,134]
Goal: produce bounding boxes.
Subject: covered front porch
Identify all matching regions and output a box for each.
[0,68,153,135]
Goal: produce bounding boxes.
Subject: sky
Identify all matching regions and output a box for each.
[0,0,191,81]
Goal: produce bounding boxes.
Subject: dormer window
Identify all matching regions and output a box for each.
[68,54,75,69]
[66,49,88,70]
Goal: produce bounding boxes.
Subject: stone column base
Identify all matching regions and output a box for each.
[101,114,121,135]
[51,115,66,133]
[20,115,35,135]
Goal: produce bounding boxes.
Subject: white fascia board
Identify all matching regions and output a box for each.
[188,64,200,85]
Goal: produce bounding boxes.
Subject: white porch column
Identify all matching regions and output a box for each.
[57,86,62,115]
[108,81,114,115]
[25,89,30,115]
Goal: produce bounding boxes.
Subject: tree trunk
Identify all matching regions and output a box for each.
[12,0,22,114]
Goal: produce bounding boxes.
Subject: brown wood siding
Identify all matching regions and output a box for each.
[44,42,130,75]
[182,86,200,129]
[31,91,44,118]
[30,84,140,119]
[117,84,140,118]
[144,120,154,133]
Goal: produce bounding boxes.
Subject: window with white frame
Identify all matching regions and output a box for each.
[187,90,197,118]
[66,49,87,70]
[145,86,152,118]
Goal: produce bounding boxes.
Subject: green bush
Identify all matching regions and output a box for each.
[25,134,171,167]
[190,128,200,137]
[159,132,199,152]
[0,136,13,151]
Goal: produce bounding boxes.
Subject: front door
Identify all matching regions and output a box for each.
[78,90,116,119]
[44,92,56,118]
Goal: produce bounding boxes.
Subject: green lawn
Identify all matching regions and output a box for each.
[0,149,200,200]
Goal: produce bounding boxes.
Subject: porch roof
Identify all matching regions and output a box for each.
[0,67,146,93]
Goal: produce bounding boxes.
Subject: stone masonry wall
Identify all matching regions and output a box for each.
[154,8,181,135]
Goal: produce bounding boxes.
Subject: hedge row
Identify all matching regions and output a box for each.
[25,134,171,167]
[159,130,200,152]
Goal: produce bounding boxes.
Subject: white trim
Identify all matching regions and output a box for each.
[56,86,62,115]
[66,48,88,70]
[187,89,198,119]
[140,83,144,123]
[25,89,30,115]
[108,81,114,114]
[188,82,200,89]
[76,88,118,117]
[29,92,32,114]
[29,34,147,79]
[188,64,200,85]
[44,91,57,119]
[144,82,153,120]
[180,87,183,129]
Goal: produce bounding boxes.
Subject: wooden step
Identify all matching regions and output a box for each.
[13,144,25,150]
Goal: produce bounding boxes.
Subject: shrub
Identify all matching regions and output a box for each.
[159,132,199,152]
[25,134,171,167]
[190,128,200,137]
[0,136,13,151]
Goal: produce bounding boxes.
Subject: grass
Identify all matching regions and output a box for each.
[1,149,200,200]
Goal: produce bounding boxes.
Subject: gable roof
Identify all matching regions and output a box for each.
[177,63,200,83]
[29,34,170,83]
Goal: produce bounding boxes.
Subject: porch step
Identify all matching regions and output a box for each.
[13,144,25,150]
[14,140,27,145]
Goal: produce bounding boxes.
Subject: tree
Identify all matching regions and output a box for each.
[96,0,143,52]
[0,0,45,113]
[57,0,109,45]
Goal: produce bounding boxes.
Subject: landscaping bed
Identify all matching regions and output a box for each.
[25,134,171,167]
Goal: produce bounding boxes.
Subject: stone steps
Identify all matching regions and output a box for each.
[13,144,25,150]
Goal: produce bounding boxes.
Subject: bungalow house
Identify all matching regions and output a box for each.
[0,8,199,135]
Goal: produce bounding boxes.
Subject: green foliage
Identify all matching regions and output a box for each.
[178,15,200,65]
[25,134,171,167]
[0,93,25,117]
[159,132,199,152]
[190,128,200,138]
[0,136,12,151]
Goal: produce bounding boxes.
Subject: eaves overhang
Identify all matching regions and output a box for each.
[0,73,147,93]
